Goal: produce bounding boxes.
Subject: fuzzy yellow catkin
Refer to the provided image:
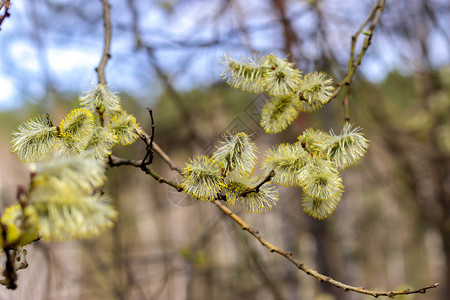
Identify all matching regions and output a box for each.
[260,95,301,134]
[211,132,257,176]
[79,84,121,114]
[59,108,95,155]
[108,110,141,145]
[30,157,117,241]
[0,204,39,247]
[325,123,369,170]
[225,177,279,213]
[181,155,224,201]
[262,143,310,187]
[11,114,58,162]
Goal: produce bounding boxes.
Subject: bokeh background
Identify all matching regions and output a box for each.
[0,0,449,299]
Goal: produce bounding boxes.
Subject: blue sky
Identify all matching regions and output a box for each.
[0,0,448,110]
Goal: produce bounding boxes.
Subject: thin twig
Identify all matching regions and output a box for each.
[147,108,155,157]
[326,0,386,106]
[109,140,182,174]
[141,166,183,192]
[139,108,155,167]
[152,142,183,173]
[96,0,112,85]
[0,0,10,31]
[343,85,351,122]
[240,171,275,197]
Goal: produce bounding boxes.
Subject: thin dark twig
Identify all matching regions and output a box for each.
[139,108,155,167]
[241,171,275,197]
[0,0,10,31]
[343,84,351,122]
[96,0,112,85]
[148,108,155,155]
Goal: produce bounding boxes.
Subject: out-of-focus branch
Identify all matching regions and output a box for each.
[0,0,10,31]
[125,0,205,144]
[96,0,112,85]
[272,0,298,61]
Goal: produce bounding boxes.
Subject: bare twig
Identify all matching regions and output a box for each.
[240,171,275,197]
[326,0,386,109]
[152,142,183,173]
[0,0,10,31]
[96,0,112,85]
[343,85,351,122]
[139,108,155,166]
[108,139,182,174]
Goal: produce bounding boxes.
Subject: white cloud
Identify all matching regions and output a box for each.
[0,77,15,108]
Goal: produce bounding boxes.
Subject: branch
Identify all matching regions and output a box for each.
[240,171,275,197]
[96,0,112,85]
[213,200,439,298]
[0,1,11,32]
[326,0,386,107]
[109,143,439,298]
[138,108,155,167]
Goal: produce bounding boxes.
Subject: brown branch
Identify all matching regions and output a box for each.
[140,166,183,192]
[0,1,10,31]
[213,200,439,298]
[96,0,112,85]
[137,108,156,167]
[109,146,439,298]
[326,0,386,105]
[240,171,275,197]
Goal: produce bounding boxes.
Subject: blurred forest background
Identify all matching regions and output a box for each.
[0,0,449,299]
